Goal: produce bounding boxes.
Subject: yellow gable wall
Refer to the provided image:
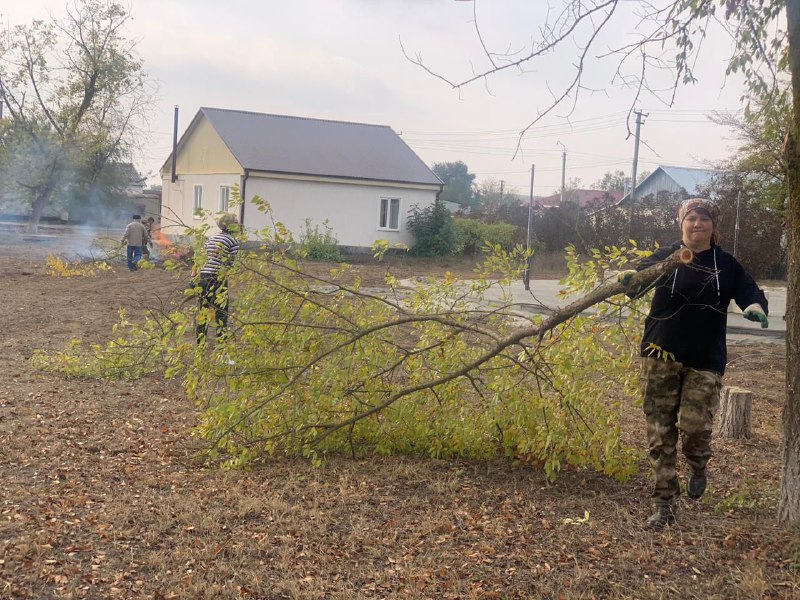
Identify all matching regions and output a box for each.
[176,116,242,175]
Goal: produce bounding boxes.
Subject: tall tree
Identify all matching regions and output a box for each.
[593,170,628,193]
[710,91,791,213]
[409,0,800,524]
[784,0,800,526]
[592,170,650,193]
[432,161,476,208]
[0,0,154,231]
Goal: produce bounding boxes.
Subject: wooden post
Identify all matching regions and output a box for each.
[715,386,753,439]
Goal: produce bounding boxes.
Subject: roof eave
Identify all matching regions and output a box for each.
[245,168,443,189]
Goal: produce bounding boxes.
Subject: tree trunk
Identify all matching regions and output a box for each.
[779,0,800,525]
[26,174,58,234]
[716,387,752,439]
[27,194,48,234]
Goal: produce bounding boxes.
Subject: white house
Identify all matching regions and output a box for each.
[159,107,443,249]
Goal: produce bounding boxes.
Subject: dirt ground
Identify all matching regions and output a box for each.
[0,241,798,599]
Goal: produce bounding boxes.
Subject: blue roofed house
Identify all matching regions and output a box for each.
[618,165,721,205]
[159,107,443,250]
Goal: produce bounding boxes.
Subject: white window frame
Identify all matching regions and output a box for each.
[378,197,401,231]
[219,185,230,212]
[193,184,203,217]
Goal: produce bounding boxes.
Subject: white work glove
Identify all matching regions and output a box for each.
[617,270,636,286]
[742,303,769,329]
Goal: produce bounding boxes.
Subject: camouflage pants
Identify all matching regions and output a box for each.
[641,358,721,506]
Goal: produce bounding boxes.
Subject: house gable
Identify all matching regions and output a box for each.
[162,113,243,177]
[619,166,720,205]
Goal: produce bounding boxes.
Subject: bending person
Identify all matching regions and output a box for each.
[196,213,240,343]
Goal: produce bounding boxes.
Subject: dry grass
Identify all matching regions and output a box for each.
[0,251,798,599]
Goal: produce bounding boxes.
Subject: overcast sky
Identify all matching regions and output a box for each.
[5,0,749,196]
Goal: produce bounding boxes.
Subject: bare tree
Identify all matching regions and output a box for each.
[0,0,155,231]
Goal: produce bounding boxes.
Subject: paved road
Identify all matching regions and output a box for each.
[5,227,786,344]
[459,278,786,344]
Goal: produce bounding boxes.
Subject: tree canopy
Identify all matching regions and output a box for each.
[0,0,154,230]
[592,170,628,193]
[432,161,477,208]
[711,90,791,213]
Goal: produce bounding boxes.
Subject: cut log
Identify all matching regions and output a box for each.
[715,386,753,439]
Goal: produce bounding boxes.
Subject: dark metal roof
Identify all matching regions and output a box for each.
[200,107,442,186]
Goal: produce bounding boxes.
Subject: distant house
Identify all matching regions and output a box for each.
[618,165,720,205]
[536,189,623,211]
[108,163,161,223]
[112,163,146,195]
[159,107,443,249]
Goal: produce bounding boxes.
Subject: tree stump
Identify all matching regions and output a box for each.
[715,386,753,439]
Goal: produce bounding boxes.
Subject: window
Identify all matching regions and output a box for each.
[219,185,230,212]
[193,185,203,216]
[378,197,401,231]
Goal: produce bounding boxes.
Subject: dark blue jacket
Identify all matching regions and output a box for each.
[633,241,768,375]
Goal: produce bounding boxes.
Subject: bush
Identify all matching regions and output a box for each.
[407,200,460,257]
[298,219,343,262]
[454,219,521,256]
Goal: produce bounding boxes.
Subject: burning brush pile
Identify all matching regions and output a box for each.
[149,226,194,266]
[76,227,194,268]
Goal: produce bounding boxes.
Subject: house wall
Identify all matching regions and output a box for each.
[160,173,241,234]
[177,118,241,174]
[243,174,438,249]
[160,116,242,233]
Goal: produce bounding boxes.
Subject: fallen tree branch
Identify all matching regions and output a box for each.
[212,248,692,450]
[302,247,692,444]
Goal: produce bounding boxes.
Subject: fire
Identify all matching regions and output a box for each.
[150,225,171,248]
[149,224,193,264]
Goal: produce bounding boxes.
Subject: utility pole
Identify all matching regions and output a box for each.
[628,109,647,233]
[734,190,742,257]
[557,141,566,204]
[525,164,535,291]
[499,179,505,204]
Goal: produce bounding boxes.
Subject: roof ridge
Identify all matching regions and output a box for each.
[660,164,720,171]
[200,106,389,129]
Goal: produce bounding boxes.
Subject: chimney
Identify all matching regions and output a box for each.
[171,105,179,184]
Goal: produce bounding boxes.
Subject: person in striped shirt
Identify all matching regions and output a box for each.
[196,213,240,343]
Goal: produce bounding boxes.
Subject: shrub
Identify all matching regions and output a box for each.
[454,219,521,256]
[407,200,459,257]
[298,219,343,262]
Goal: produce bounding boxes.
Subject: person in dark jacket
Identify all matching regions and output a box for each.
[195,213,240,343]
[619,198,769,530]
[141,217,155,260]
